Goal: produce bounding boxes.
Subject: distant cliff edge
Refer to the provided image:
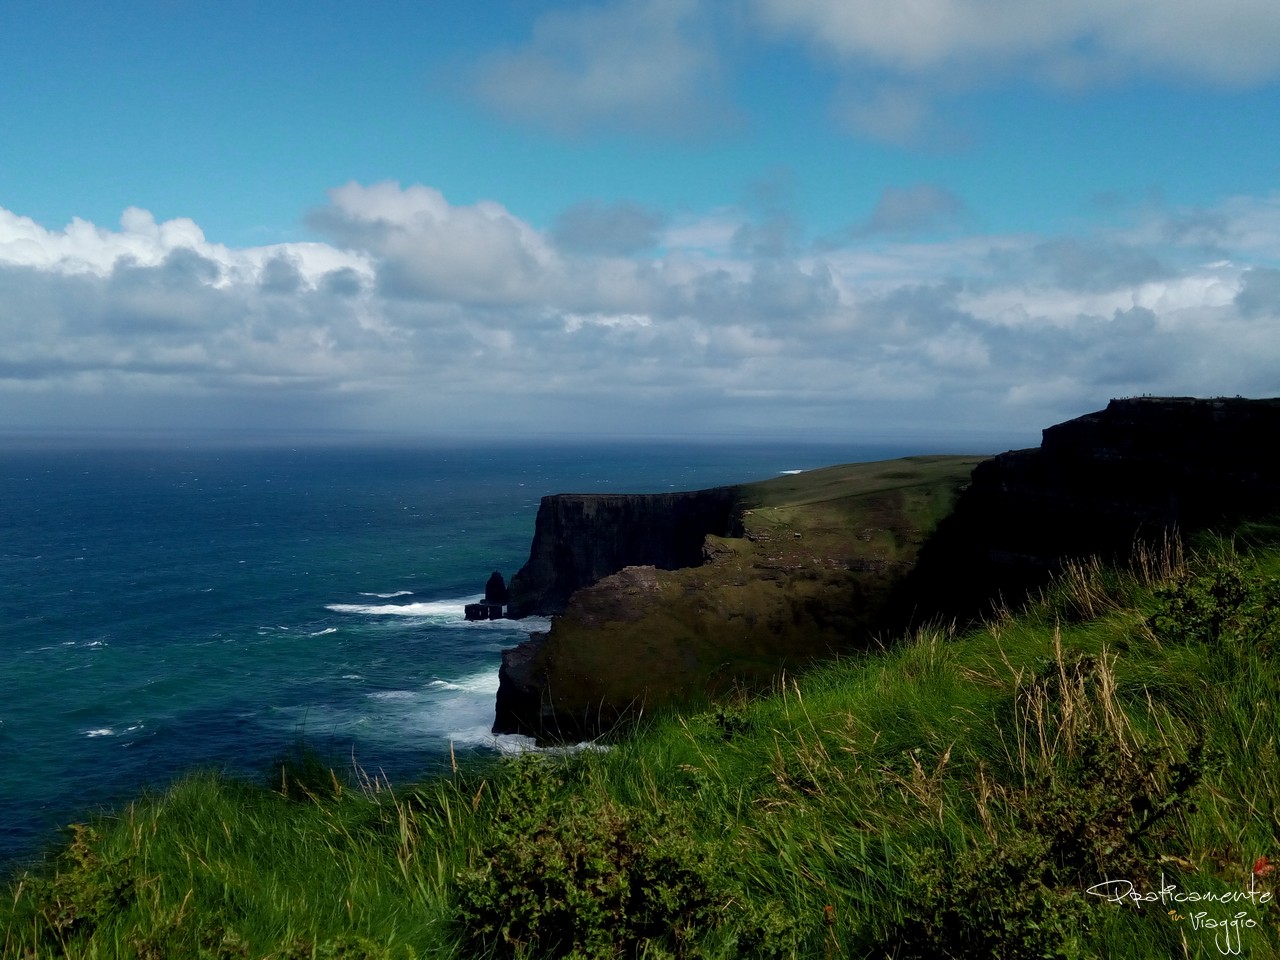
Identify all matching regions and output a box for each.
[505,488,743,619]
[903,395,1280,621]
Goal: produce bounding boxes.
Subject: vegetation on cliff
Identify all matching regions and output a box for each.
[497,455,985,739]
[5,528,1278,958]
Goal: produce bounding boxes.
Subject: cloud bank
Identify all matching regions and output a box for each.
[2,184,1277,440]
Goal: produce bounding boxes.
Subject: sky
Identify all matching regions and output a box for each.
[2,0,1279,446]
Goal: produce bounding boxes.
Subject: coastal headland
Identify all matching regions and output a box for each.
[493,455,984,738]
[493,396,1280,740]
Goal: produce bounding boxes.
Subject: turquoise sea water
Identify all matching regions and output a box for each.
[0,438,912,868]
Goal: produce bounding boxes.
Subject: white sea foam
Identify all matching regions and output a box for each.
[369,690,416,701]
[359,590,414,599]
[85,728,114,737]
[309,627,338,637]
[325,596,479,619]
[493,736,612,756]
[780,469,805,475]
[462,615,554,634]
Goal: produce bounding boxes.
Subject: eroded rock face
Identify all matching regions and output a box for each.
[484,571,509,604]
[494,632,549,738]
[505,489,742,618]
[905,396,1280,620]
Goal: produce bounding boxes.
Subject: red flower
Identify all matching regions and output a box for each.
[1253,856,1274,878]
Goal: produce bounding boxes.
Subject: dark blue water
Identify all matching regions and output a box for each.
[0,438,914,868]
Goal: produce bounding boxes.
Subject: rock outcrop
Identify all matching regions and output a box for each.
[494,631,550,736]
[903,396,1280,620]
[465,571,510,621]
[505,488,742,618]
[484,571,509,605]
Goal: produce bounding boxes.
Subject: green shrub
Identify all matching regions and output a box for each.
[455,757,734,959]
[1148,553,1280,651]
[21,823,140,950]
[886,836,1091,960]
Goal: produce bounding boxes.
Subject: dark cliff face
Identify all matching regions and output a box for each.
[493,457,983,739]
[904,396,1280,620]
[505,488,742,618]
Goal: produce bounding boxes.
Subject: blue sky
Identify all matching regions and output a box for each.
[3,0,1279,444]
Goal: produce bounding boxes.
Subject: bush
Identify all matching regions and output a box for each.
[455,758,733,959]
[1148,553,1280,652]
[19,823,140,951]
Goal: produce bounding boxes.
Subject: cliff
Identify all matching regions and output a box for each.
[903,395,1280,620]
[494,397,1280,741]
[505,488,742,618]
[494,456,983,739]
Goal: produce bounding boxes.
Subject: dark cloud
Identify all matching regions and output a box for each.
[986,237,1172,293]
[746,259,839,319]
[858,184,967,236]
[1159,208,1232,255]
[551,201,667,255]
[731,213,801,258]
[1234,267,1280,317]
[1032,239,1170,292]
[158,248,222,287]
[320,267,365,298]
[260,256,303,295]
[857,280,968,336]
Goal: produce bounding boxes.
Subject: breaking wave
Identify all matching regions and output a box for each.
[325,597,479,619]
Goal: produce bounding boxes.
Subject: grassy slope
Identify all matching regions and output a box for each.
[532,456,986,720]
[5,531,1279,959]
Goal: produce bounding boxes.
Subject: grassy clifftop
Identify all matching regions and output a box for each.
[505,455,985,737]
[5,530,1278,958]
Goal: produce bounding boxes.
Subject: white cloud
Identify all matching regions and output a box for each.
[751,0,1280,86]
[2,186,1279,438]
[0,205,370,286]
[312,181,556,305]
[468,0,732,137]
[749,0,1280,143]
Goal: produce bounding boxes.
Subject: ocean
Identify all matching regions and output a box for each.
[0,438,914,869]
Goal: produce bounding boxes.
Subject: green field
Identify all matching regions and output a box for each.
[6,521,1278,958]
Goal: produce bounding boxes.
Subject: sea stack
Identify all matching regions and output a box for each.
[464,571,508,620]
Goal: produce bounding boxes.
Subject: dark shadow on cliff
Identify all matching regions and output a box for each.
[891,396,1280,629]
